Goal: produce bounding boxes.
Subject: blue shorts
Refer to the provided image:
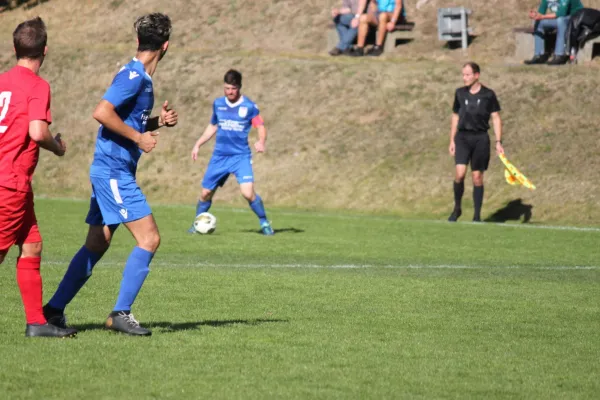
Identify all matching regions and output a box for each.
[202,154,254,190]
[85,176,152,226]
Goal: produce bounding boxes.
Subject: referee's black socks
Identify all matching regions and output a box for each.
[453,181,464,211]
[473,185,484,221]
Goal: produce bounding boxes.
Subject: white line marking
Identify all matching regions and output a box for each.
[40,261,600,270]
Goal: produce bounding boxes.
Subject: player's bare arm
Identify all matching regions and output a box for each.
[147,100,178,131]
[254,124,267,153]
[93,99,158,153]
[449,113,459,155]
[191,124,218,161]
[29,120,66,156]
[491,111,504,154]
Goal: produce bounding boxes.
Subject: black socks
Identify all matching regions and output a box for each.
[473,185,484,221]
[453,181,464,211]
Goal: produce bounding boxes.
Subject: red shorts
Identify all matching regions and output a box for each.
[0,187,42,253]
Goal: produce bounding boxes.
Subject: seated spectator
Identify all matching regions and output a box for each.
[329,0,362,56]
[524,0,584,65]
[351,0,405,57]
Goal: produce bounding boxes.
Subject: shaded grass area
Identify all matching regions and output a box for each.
[0,199,599,399]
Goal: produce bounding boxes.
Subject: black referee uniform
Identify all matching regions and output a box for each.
[453,86,501,171]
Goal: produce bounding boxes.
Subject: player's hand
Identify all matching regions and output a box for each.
[138,131,159,153]
[386,21,395,32]
[495,141,505,155]
[254,141,266,153]
[191,145,200,161]
[53,133,66,157]
[528,10,538,19]
[160,101,178,127]
[351,17,360,28]
[331,8,340,18]
[449,141,455,156]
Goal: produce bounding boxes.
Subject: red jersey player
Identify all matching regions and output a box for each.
[0,17,76,338]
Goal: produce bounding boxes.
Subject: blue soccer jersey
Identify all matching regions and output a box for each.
[90,58,154,179]
[211,96,261,156]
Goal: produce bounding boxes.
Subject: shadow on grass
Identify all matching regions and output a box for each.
[241,227,305,234]
[485,198,533,223]
[72,318,288,333]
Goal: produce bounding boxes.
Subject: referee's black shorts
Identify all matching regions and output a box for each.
[454,132,490,171]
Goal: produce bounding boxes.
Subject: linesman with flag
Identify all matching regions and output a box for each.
[448,62,504,222]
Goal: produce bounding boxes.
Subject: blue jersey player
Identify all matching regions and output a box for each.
[43,14,177,336]
[190,69,274,235]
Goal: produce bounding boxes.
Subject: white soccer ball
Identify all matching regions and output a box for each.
[193,212,217,234]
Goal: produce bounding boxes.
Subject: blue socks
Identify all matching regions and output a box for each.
[48,246,102,310]
[249,194,268,225]
[113,246,154,312]
[196,200,212,216]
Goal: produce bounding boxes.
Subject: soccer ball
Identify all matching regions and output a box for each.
[193,212,217,234]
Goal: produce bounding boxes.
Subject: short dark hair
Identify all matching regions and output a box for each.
[224,69,242,87]
[13,17,47,60]
[463,62,480,74]
[134,13,172,52]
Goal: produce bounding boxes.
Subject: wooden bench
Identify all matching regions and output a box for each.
[326,21,415,53]
[513,26,600,63]
[383,22,416,52]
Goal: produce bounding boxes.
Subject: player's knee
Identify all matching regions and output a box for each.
[85,234,110,254]
[21,241,43,258]
[139,231,160,252]
[242,191,255,202]
[454,172,466,182]
[200,189,214,202]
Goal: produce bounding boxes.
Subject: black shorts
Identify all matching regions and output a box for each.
[454,133,490,171]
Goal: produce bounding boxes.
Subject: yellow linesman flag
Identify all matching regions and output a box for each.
[498,154,536,190]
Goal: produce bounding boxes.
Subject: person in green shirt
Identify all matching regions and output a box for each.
[524,0,584,65]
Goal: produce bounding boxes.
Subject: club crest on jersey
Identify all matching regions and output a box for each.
[238,107,248,118]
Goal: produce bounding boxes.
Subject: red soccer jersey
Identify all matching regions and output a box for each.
[0,65,52,192]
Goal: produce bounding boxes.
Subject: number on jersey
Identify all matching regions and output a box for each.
[0,91,12,134]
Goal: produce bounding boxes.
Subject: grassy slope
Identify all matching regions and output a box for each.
[1,0,600,224]
[0,199,599,399]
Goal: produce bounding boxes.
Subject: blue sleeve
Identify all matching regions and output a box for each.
[102,69,143,109]
[210,101,218,125]
[250,103,260,119]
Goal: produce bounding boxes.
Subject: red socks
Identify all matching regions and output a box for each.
[16,257,46,325]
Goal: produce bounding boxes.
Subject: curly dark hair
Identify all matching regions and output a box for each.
[134,13,172,52]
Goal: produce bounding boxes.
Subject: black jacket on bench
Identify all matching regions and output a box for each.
[566,8,600,55]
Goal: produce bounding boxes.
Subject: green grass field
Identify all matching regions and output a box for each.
[1,199,599,399]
